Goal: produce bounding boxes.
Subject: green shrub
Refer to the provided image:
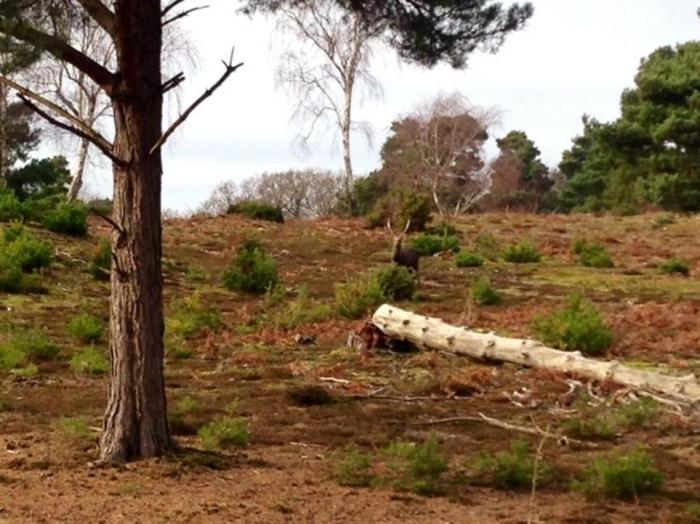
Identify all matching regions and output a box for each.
[409,233,460,256]
[198,417,249,449]
[564,398,659,440]
[168,295,222,339]
[380,437,448,495]
[574,240,614,268]
[501,241,541,263]
[222,241,279,294]
[476,440,548,490]
[660,258,690,276]
[1,226,52,272]
[90,240,111,281]
[333,445,374,487]
[531,294,613,356]
[70,347,109,375]
[0,343,26,371]
[273,285,334,330]
[572,446,663,499]
[335,276,385,319]
[0,192,23,222]
[335,265,417,319]
[7,330,59,362]
[227,200,284,223]
[0,261,23,293]
[474,232,500,260]
[374,265,417,300]
[470,277,501,306]
[455,250,484,268]
[42,201,88,236]
[68,313,104,344]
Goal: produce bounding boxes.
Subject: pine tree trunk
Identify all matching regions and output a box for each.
[99,0,170,462]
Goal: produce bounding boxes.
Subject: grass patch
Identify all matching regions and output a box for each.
[11,364,38,378]
[573,240,615,268]
[572,446,663,499]
[455,250,484,268]
[167,294,222,339]
[333,445,374,487]
[54,416,93,441]
[273,285,334,330]
[501,241,541,264]
[470,277,501,306]
[67,313,104,344]
[475,440,549,490]
[223,240,279,294]
[531,294,613,356]
[564,398,659,440]
[474,232,500,260]
[198,417,249,450]
[70,347,109,375]
[4,329,59,362]
[378,437,448,495]
[660,258,690,276]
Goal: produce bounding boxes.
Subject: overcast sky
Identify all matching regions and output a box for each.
[79,0,700,211]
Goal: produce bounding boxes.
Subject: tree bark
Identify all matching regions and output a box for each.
[371,304,700,406]
[99,0,170,462]
[67,136,89,200]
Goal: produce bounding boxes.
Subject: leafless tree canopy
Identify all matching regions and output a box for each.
[273,0,384,188]
[378,92,498,215]
[200,169,344,218]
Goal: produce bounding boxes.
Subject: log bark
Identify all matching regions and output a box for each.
[371,304,700,406]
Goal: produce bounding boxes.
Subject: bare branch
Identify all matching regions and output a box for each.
[0,75,113,153]
[75,0,116,38]
[161,72,186,93]
[150,52,243,154]
[163,5,210,27]
[17,94,123,166]
[162,0,187,17]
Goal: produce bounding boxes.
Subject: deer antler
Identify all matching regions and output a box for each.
[387,218,394,235]
[402,219,411,235]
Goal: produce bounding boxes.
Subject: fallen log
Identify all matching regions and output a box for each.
[371,304,700,407]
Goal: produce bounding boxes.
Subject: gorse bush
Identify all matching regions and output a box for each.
[470,277,501,306]
[660,257,690,276]
[531,294,613,356]
[476,440,549,490]
[198,417,249,449]
[42,201,88,236]
[572,446,663,499]
[501,241,541,263]
[573,239,614,268]
[70,347,109,375]
[168,294,222,339]
[223,241,279,294]
[68,313,104,344]
[455,250,484,268]
[90,240,111,281]
[227,200,284,223]
[335,265,417,319]
[409,233,460,256]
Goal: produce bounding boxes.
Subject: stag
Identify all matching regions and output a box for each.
[387,219,420,272]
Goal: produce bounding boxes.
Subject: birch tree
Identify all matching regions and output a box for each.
[272,0,383,199]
